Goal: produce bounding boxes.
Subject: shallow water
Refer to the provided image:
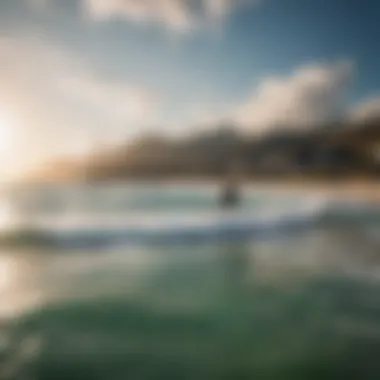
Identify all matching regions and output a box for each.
[0,184,379,379]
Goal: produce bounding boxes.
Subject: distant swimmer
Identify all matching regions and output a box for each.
[220,184,239,209]
[220,172,241,209]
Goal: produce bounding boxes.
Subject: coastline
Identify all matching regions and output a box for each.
[14,176,380,203]
[144,178,380,204]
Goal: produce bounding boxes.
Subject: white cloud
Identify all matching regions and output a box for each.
[25,0,259,34]
[351,96,380,122]
[205,0,255,22]
[83,0,258,32]
[84,0,193,31]
[58,76,159,126]
[234,61,354,135]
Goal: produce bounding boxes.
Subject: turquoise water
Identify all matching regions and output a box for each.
[0,184,379,379]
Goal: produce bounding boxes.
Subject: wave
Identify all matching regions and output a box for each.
[1,199,378,250]
[1,185,379,250]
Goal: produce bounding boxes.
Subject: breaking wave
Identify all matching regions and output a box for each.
[0,195,378,250]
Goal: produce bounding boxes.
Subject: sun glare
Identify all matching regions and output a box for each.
[0,112,14,156]
[0,110,22,180]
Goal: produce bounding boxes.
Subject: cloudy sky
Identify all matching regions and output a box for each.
[0,0,379,179]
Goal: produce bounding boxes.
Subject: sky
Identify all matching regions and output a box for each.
[0,0,379,179]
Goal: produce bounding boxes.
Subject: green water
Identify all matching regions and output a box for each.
[1,225,380,379]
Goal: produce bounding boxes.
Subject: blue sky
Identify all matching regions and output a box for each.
[0,0,379,178]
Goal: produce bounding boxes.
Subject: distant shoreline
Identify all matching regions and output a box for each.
[19,176,380,203]
[152,178,380,202]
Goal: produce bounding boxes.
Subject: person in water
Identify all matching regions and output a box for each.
[220,172,241,209]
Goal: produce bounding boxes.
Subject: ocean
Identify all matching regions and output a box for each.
[0,182,379,379]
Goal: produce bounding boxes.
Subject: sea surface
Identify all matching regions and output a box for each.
[0,182,380,379]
